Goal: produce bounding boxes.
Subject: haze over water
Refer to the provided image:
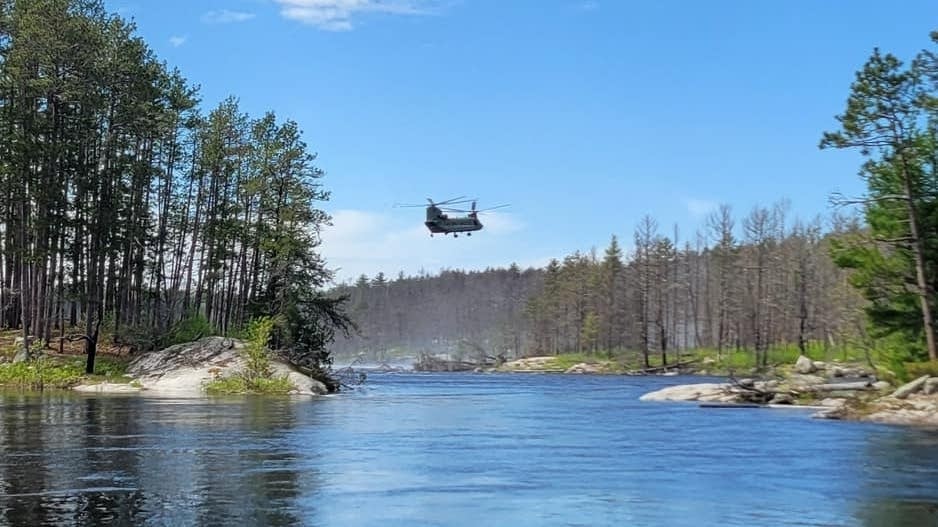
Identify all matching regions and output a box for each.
[2,373,938,526]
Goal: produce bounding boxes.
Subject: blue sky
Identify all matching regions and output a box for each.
[113,0,938,283]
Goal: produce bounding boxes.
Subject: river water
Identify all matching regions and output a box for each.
[1,373,938,526]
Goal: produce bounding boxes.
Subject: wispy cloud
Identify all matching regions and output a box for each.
[273,0,441,31]
[320,208,525,283]
[169,35,187,47]
[577,1,599,11]
[202,9,256,24]
[685,198,718,217]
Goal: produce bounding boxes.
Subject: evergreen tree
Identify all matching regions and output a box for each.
[822,44,938,361]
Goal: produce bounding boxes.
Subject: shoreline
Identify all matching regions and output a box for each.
[483,355,938,427]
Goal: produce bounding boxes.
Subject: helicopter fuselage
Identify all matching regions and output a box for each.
[425,205,482,234]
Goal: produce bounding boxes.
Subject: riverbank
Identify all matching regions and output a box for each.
[0,337,329,396]
[495,354,698,375]
[497,351,938,427]
[637,355,938,427]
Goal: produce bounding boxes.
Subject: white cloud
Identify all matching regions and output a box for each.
[169,35,187,47]
[685,198,718,217]
[273,0,440,31]
[577,1,599,10]
[202,9,256,24]
[320,208,527,283]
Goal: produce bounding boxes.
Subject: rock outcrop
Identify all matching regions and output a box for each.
[499,356,564,372]
[125,337,327,396]
[565,363,606,374]
[632,353,938,428]
[639,383,736,403]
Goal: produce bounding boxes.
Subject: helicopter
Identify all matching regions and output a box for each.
[395,197,509,237]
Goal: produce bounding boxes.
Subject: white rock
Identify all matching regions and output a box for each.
[794,355,816,374]
[639,383,730,402]
[564,363,603,374]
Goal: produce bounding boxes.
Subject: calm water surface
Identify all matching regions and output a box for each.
[2,373,938,526]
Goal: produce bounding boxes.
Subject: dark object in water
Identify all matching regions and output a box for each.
[699,403,764,409]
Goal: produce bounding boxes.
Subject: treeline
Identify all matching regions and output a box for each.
[0,0,348,372]
[527,206,864,366]
[331,267,542,361]
[334,207,867,365]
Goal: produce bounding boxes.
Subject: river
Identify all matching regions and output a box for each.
[1,373,938,526]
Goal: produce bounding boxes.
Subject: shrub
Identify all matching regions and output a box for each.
[904,361,938,379]
[165,313,216,347]
[203,317,296,395]
[0,359,85,390]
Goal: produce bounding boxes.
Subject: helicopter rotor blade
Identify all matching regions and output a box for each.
[474,204,510,213]
[435,196,471,206]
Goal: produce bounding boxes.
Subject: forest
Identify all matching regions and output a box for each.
[0,0,349,374]
[332,208,866,366]
[336,32,938,376]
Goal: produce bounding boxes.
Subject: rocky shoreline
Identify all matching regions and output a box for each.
[72,337,328,396]
[638,355,938,427]
[494,353,938,427]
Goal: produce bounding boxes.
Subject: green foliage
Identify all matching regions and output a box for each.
[691,341,867,373]
[0,359,85,390]
[204,375,295,395]
[904,361,938,379]
[89,356,129,377]
[203,317,297,395]
[242,317,276,383]
[580,312,600,353]
[821,37,938,361]
[0,354,130,390]
[165,314,217,347]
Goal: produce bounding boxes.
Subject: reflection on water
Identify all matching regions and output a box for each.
[0,394,314,526]
[1,374,937,526]
[855,430,938,527]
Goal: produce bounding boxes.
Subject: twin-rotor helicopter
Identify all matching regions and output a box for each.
[395,197,509,237]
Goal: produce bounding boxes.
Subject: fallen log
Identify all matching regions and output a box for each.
[803,381,874,392]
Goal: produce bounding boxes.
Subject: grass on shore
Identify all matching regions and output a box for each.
[0,355,131,390]
[505,341,871,375]
[204,375,296,395]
